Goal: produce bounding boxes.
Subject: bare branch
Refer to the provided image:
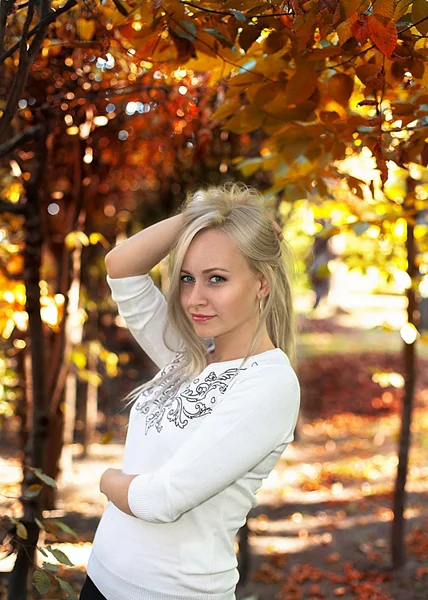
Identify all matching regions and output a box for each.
[180,1,293,18]
[0,201,27,215]
[111,0,129,17]
[0,0,78,143]
[0,124,41,156]
[0,0,77,65]
[20,0,35,57]
[0,0,15,55]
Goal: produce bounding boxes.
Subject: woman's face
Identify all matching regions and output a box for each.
[179,228,269,346]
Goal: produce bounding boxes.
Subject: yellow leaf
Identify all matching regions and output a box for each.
[17,522,28,539]
[212,100,242,121]
[236,157,264,177]
[89,233,109,248]
[285,68,318,105]
[225,105,264,134]
[71,349,87,370]
[328,73,354,107]
[76,18,96,41]
[412,0,428,36]
[65,231,90,249]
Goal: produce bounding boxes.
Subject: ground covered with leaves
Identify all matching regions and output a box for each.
[1,318,428,600]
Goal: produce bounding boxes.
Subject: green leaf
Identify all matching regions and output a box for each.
[23,484,43,498]
[203,28,233,47]
[33,570,51,595]
[54,576,78,600]
[352,222,371,236]
[175,20,197,42]
[212,100,242,121]
[46,545,75,566]
[37,545,49,557]
[412,0,428,35]
[43,562,59,572]
[231,9,246,23]
[29,467,58,489]
[55,520,79,539]
[11,518,28,540]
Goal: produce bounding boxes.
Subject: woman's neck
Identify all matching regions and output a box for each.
[206,339,275,365]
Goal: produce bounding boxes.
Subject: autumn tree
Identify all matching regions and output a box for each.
[2,2,428,595]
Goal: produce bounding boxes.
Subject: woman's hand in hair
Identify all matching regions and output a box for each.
[271,220,284,241]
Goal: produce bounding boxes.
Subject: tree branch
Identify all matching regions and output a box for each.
[180,1,293,18]
[0,0,15,55]
[0,0,77,65]
[0,0,66,144]
[0,124,41,156]
[0,201,27,215]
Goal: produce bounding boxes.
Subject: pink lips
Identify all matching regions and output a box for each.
[191,314,215,322]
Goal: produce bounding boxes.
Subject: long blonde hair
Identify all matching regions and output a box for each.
[121,182,297,410]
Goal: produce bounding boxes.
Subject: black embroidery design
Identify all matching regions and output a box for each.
[134,354,253,435]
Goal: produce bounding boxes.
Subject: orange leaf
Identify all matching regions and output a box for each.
[342,0,365,18]
[76,18,96,41]
[374,0,395,19]
[285,68,318,105]
[368,14,397,58]
[327,73,354,106]
[372,142,388,184]
[351,15,369,44]
[325,552,340,563]
[412,0,428,36]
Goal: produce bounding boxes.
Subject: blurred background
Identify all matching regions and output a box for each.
[1,1,428,599]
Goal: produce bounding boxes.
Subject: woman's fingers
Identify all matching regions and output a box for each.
[271,220,284,240]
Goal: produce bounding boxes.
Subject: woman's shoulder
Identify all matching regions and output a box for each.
[230,348,300,393]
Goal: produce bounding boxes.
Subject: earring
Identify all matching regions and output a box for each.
[259,297,263,313]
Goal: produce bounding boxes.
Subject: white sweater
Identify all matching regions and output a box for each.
[87,273,300,600]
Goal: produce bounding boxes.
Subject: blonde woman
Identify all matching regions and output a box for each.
[79,183,301,600]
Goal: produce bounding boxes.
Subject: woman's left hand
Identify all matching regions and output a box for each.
[100,468,121,499]
[99,468,138,516]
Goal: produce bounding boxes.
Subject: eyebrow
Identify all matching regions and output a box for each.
[180,268,231,274]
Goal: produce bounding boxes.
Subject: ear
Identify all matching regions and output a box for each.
[258,273,270,298]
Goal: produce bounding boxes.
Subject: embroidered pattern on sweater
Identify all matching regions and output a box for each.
[134,355,257,435]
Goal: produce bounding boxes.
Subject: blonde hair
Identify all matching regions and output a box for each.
[121,182,297,410]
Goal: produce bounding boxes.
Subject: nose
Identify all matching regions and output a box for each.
[187,281,209,310]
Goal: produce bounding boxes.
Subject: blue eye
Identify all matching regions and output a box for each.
[180,275,226,283]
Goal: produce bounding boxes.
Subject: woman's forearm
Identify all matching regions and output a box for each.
[105,213,184,279]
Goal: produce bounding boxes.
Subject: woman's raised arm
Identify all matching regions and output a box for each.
[105,214,183,279]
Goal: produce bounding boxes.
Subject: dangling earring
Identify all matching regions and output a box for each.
[259,296,263,314]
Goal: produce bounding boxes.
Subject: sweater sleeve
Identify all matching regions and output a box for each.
[106,273,183,370]
[127,364,300,523]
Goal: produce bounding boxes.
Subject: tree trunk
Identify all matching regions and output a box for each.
[82,341,99,457]
[59,241,85,476]
[8,126,48,600]
[391,177,418,568]
[43,136,86,507]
